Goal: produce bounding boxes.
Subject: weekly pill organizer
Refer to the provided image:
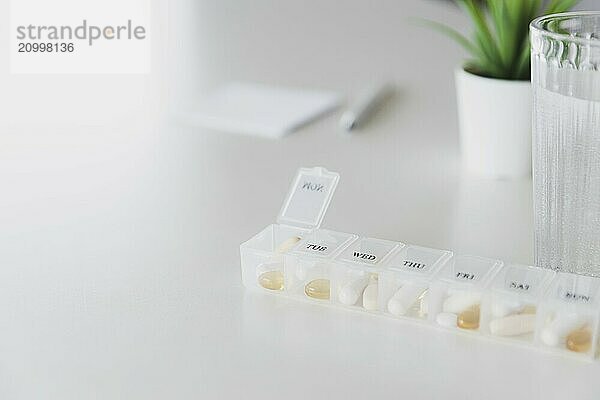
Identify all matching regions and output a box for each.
[239,167,600,360]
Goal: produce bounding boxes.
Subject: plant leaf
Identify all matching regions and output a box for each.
[545,0,580,14]
[515,39,532,80]
[418,0,579,79]
[459,0,506,75]
[416,19,479,58]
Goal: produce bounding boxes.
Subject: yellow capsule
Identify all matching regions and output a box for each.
[305,278,330,300]
[457,305,480,330]
[566,328,592,353]
[258,270,284,291]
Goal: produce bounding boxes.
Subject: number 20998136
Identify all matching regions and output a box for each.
[18,42,74,53]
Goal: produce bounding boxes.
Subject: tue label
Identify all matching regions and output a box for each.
[305,243,327,252]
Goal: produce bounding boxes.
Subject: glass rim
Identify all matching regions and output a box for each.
[531,11,600,48]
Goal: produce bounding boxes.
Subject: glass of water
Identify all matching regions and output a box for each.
[531,12,600,276]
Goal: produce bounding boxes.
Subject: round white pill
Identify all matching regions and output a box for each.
[443,292,481,314]
[436,312,458,328]
[541,313,588,347]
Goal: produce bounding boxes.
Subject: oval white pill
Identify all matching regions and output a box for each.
[489,313,536,336]
[339,276,370,305]
[442,292,481,314]
[387,284,426,317]
[362,283,379,311]
[491,298,524,318]
[436,312,458,327]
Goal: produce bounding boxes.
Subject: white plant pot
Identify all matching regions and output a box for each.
[455,67,532,178]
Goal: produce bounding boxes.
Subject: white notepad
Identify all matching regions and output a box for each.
[184,82,341,138]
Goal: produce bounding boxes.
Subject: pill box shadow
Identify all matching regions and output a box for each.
[241,291,587,377]
[241,291,501,367]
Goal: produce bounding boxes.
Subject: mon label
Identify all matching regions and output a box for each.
[301,181,325,192]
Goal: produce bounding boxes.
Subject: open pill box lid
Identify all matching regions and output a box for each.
[489,264,555,301]
[276,167,340,230]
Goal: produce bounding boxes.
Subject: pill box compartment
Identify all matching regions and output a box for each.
[429,255,503,332]
[480,264,555,344]
[535,273,600,359]
[331,237,402,312]
[240,167,340,294]
[285,229,358,302]
[241,224,309,292]
[380,245,453,320]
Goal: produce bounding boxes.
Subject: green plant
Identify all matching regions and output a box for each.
[428,0,579,80]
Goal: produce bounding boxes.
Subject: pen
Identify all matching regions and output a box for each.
[339,83,393,131]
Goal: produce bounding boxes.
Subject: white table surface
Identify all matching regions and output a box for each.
[2,0,600,399]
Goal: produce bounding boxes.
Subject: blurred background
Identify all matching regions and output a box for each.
[0,0,595,129]
[1,1,600,398]
[0,0,597,262]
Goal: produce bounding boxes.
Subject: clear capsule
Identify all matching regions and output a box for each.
[305,279,330,300]
[457,305,480,330]
[258,270,284,291]
[566,328,592,353]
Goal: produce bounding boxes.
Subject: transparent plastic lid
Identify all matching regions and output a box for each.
[277,167,340,230]
[437,255,502,288]
[548,273,600,309]
[385,245,453,278]
[491,264,555,299]
[290,229,357,259]
[336,237,401,266]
